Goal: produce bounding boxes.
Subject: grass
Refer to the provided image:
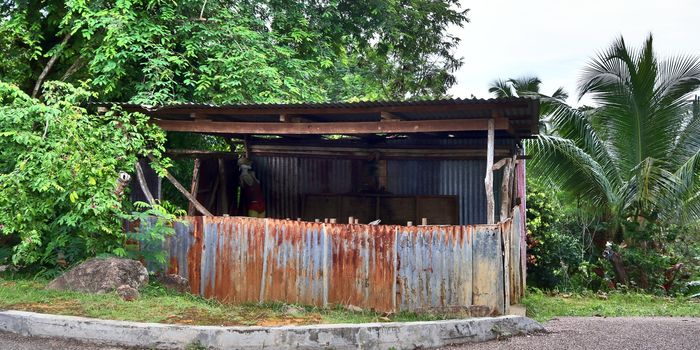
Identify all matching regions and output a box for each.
[0,277,456,326]
[3,277,699,326]
[523,289,700,322]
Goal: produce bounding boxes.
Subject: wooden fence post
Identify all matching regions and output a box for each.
[485,118,495,224]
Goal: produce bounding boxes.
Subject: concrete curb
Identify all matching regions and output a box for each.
[0,310,544,349]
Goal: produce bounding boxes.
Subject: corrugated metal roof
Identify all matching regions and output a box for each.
[91,96,537,111]
[90,97,540,137]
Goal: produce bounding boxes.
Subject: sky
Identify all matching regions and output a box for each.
[448,0,700,105]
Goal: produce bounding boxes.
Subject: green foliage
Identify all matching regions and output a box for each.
[523,289,700,322]
[526,179,584,290]
[0,81,167,267]
[126,201,186,269]
[1,0,469,103]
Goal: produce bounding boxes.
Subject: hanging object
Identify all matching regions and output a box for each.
[238,157,266,218]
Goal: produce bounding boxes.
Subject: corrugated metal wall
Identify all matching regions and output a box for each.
[386,159,503,224]
[164,216,515,314]
[252,137,514,225]
[252,156,355,220]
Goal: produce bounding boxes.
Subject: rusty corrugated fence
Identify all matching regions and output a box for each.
[164,213,524,314]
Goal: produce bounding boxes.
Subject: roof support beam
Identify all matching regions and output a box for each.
[155,118,511,135]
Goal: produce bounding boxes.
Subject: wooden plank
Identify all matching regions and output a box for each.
[499,158,515,221]
[135,102,533,116]
[155,118,511,135]
[249,144,512,160]
[485,118,495,224]
[187,158,201,216]
[147,155,213,216]
[166,149,239,159]
[380,111,401,121]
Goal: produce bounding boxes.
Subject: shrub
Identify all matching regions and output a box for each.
[0,81,167,268]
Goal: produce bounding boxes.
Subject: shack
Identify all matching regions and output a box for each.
[107,97,539,315]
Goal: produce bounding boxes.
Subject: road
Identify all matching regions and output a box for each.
[444,317,700,350]
[1,317,699,349]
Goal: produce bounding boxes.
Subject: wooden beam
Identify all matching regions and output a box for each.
[146,155,213,216]
[249,144,512,160]
[154,118,511,135]
[134,162,155,205]
[485,118,495,224]
[187,158,201,216]
[165,149,239,159]
[133,101,533,116]
[380,111,401,121]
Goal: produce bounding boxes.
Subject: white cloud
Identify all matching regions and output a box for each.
[449,0,700,105]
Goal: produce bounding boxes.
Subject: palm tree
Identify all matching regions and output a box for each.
[488,76,568,131]
[529,34,700,241]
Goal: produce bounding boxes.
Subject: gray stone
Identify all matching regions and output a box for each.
[47,257,148,293]
[0,310,544,350]
[116,285,139,301]
[157,274,190,294]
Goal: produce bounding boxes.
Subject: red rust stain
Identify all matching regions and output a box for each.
[187,216,203,296]
[168,255,179,275]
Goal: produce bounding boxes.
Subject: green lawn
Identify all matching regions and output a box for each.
[2,277,699,326]
[523,290,700,322]
[0,278,450,326]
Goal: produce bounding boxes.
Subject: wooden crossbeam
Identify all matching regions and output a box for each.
[155,118,511,135]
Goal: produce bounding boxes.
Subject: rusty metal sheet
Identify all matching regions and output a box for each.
[396,225,472,311]
[259,220,327,306]
[510,206,523,304]
[471,225,504,315]
[327,224,396,312]
[165,216,509,314]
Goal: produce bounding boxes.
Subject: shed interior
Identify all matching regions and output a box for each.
[101,98,539,225]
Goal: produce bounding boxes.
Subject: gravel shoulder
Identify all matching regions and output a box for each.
[442,316,700,350]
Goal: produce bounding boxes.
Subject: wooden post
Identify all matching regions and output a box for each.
[134,162,155,205]
[217,158,229,214]
[188,158,201,216]
[499,158,515,222]
[146,155,213,216]
[485,118,495,224]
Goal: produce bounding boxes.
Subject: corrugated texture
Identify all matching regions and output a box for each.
[251,156,354,219]
[471,224,504,315]
[387,159,504,224]
[166,216,515,314]
[396,225,473,311]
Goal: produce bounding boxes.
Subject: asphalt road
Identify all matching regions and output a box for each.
[1,317,699,349]
[444,317,700,350]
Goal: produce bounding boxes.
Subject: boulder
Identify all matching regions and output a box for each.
[47,257,148,293]
[116,285,140,301]
[157,274,190,294]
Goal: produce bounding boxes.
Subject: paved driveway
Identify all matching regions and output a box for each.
[1,317,699,349]
[443,317,700,350]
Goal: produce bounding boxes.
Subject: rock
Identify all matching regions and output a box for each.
[345,304,363,313]
[116,285,139,301]
[47,257,148,293]
[282,304,305,315]
[157,274,190,294]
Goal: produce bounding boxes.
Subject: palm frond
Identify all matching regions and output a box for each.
[528,135,617,208]
[488,79,514,98]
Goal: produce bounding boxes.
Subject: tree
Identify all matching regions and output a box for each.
[0,1,469,104]
[488,76,568,131]
[0,81,167,267]
[528,35,700,286]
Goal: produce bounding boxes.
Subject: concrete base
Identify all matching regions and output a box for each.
[0,310,543,349]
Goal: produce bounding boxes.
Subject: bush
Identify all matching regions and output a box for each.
[526,179,584,290]
[0,81,167,268]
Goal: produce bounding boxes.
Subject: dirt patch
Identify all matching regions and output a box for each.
[9,300,85,315]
